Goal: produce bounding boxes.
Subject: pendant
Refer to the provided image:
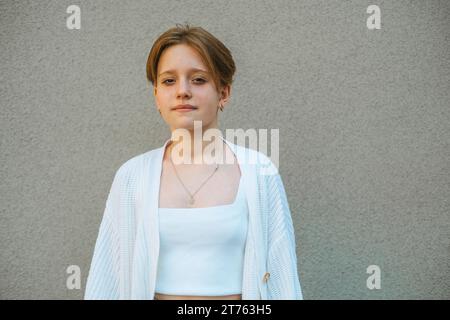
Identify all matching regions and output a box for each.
[189,197,195,205]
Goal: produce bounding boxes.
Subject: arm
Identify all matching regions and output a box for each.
[266,172,304,300]
[84,170,122,300]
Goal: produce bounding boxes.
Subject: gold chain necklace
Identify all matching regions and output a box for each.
[168,144,220,206]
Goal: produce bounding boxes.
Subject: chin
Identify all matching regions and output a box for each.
[170,117,216,132]
[171,120,196,131]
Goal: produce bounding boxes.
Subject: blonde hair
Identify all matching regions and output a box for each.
[146,23,236,93]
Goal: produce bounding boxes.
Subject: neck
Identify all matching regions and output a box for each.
[167,122,224,165]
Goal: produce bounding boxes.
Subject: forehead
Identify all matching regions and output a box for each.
[158,44,209,76]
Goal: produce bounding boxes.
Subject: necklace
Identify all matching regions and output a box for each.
[168,143,220,206]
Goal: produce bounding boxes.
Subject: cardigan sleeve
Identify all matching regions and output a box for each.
[265,172,304,300]
[84,170,122,300]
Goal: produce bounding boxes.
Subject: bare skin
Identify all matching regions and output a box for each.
[159,140,242,209]
[154,293,242,300]
[155,140,243,300]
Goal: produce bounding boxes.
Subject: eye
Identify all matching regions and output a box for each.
[162,79,174,85]
[161,77,207,85]
[193,78,206,83]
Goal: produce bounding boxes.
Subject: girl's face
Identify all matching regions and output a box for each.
[153,44,230,133]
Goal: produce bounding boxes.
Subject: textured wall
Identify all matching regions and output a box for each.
[1,0,449,299]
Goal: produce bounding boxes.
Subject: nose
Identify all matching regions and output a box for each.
[176,78,192,99]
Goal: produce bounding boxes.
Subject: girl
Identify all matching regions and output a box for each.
[85,24,303,300]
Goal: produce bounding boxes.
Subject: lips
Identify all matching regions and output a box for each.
[172,104,197,110]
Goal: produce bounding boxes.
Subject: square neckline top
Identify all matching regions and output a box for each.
[158,174,244,212]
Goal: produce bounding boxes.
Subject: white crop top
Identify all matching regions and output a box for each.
[155,176,248,296]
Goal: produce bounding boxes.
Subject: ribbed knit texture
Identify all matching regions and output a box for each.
[85,137,303,300]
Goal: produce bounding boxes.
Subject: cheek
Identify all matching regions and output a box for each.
[155,92,170,105]
[194,87,218,102]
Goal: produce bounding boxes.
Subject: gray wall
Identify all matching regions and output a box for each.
[1,0,449,299]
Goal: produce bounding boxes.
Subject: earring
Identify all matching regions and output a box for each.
[219,103,224,112]
[158,109,161,114]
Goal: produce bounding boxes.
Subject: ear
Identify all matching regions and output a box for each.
[219,84,231,105]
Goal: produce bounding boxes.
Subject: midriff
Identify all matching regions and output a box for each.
[154,293,242,300]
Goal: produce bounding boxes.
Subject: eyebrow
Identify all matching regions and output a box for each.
[158,68,209,77]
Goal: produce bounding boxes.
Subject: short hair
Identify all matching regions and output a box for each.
[146,23,236,93]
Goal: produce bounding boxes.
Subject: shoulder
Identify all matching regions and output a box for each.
[113,146,162,182]
[231,142,279,177]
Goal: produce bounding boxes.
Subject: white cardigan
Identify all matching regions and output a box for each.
[85,136,303,300]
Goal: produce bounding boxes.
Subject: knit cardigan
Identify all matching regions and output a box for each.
[85,136,303,300]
